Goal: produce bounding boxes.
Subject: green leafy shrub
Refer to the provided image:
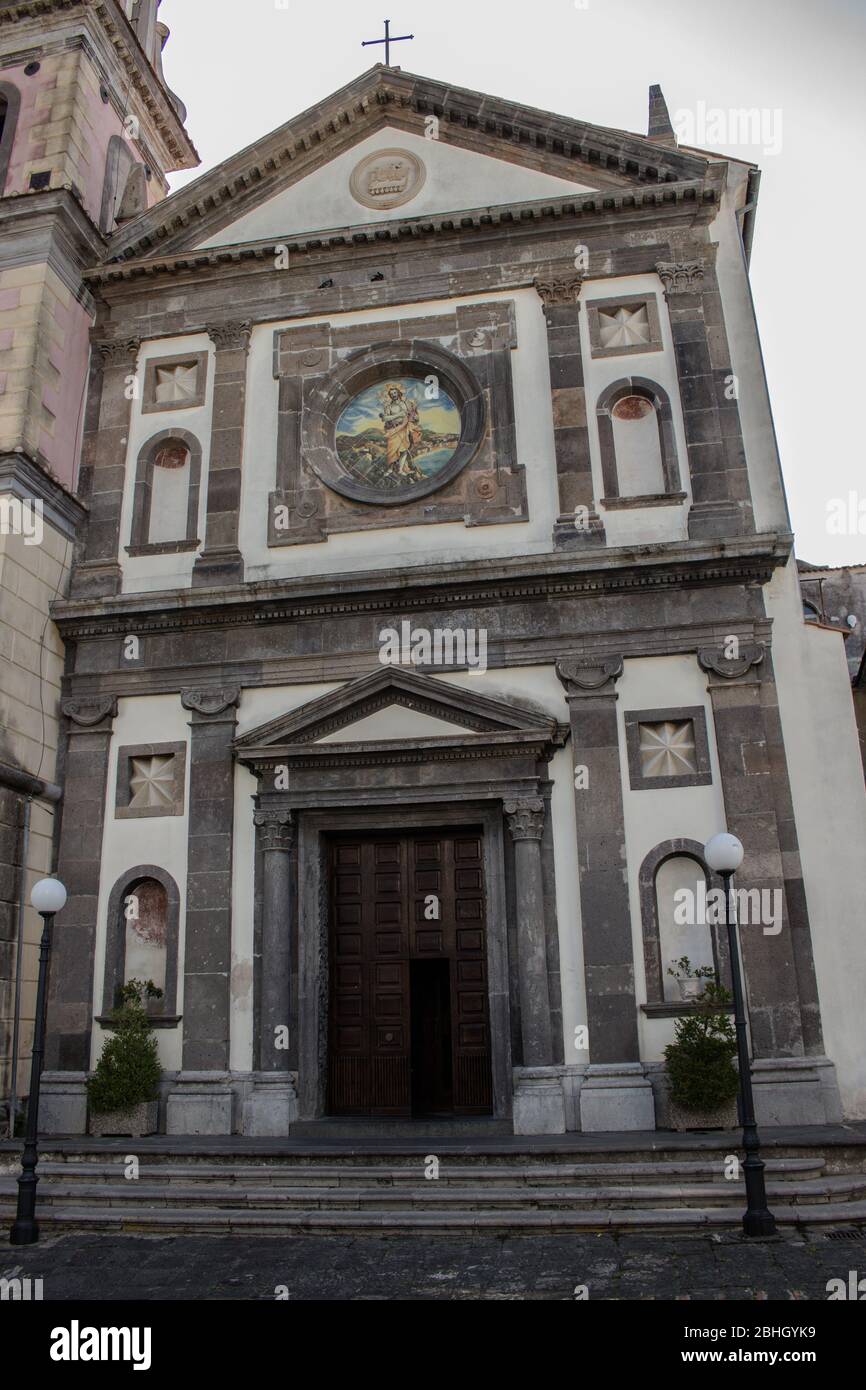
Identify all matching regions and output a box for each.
[664,979,739,1112]
[86,979,163,1115]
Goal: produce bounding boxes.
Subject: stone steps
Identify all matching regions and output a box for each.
[1,1198,866,1236]
[2,1174,864,1212]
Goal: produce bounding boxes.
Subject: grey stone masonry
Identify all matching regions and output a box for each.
[699,643,815,1058]
[192,323,251,588]
[180,688,241,1069]
[47,697,118,1069]
[254,809,295,1073]
[71,341,140,599]
[659,255,755,541]
[556,656,640,1064]
[504,798,554,1066]
[535,272,605,550]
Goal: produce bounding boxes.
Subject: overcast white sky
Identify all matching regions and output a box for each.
[159,0,866,565]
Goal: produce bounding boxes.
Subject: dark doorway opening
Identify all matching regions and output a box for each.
[410,959,453,1117]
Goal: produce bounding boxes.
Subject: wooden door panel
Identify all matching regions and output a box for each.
[328,830,492,1118]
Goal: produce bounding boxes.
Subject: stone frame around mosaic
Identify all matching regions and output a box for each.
[114,739,187,819]
[585,290,664,361]
[623,704,713,790]
[267,302,527,546]
[141,349,208,415]
[126,427,203,556]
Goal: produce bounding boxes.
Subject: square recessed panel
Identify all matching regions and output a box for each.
[336,964,362,989]
[455,839,481,860]
[336,1026,362,1049]
[374,901,401,925]
[457,929,483,953]
[337,996,362,1019]
[336,844,361,866]
[456,899,482,921]
[375,843,400,865]
[336,933,362,957]
[375,872,401,894]
[336,903,362,926]
[414,841,441,863]
[375,993,403,1018]
[337,873,362,896]
[637,719,698,778]
[459,992,485,1016]
[377,1026,404,1049]
[415,930,443,953]
[414,871,440,892]
[458,960,484,984]
[459,1023,487,1047]
[456,869,482,891]
[376,964,401,986]
[375,932,402,955]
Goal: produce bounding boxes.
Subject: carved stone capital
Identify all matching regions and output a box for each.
[181,687,241,717]
[698,643,765,680]
[254,810,295,853]
[534,275,584,310]
[94,338,140,368]
[61,695,118,729]
[656,261,705,296]
[207,321,252,353]
[556,656,624,697]
[504,798,545,842]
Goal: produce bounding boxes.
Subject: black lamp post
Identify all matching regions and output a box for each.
[704,833,776,1238]
[10,876,67,1246]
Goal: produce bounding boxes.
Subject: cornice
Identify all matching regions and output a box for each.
[84,179,713,290]
[237,730,566,776]
[104,64,709,264]
[51,534,794,640]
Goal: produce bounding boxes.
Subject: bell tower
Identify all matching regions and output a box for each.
[0,0,198,1126]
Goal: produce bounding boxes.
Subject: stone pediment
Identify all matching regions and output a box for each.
[234,667,567,754]
[104,65,709,264]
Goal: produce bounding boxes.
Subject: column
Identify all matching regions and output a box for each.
[169,687,240,1136]
[534,272,605,550]
[657,258,755,540]
[504,797,564,1134]
[42,696,117,1133]
[699,643,840,1124]
[243,809,298,1137]
[192,321,251,588]
[556,656,655,1133]
[71,339,140,599]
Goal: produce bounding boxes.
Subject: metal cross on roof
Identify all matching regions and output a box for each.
[361,18,414,68]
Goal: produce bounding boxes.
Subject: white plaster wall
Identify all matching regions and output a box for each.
[196,128,595,248]
[613,655,728,1063]
[579,274,693,547]
[91,695,190,1071]
[765,558,866,1117]
[708,164,789,536]
[239,288,561,581]
[118,334,214,595]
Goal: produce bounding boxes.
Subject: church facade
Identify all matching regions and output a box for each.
[40,64,866,1137]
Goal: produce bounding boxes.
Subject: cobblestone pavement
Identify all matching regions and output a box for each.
[2,1231,862,1300]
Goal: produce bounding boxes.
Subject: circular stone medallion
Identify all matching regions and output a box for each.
[349,147,426,211]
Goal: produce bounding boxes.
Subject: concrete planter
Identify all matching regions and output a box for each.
[88,1100,158,1138]
[668,1096,738,1132]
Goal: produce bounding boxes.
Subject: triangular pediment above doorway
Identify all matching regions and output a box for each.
[234,667,563,750]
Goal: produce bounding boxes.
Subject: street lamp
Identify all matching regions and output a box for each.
[703,833,776,1238]
[9,877,67,1246]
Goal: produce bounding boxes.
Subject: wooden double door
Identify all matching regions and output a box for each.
[328,829,493,1117]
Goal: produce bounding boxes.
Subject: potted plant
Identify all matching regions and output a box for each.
[663,978,739,1130]
[87,979,163,1137]
[667,955,716,1002]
